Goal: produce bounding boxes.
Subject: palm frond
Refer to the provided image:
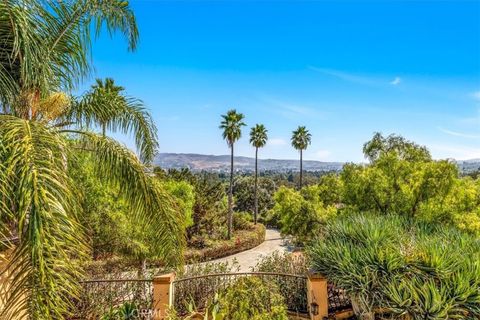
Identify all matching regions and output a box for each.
[291,126,311,151]
[44,0,139,88]
[0,0,48,109]
[219,109,246,146]
[0,115,87,319]
[65,78,158,163]
[0,0,139,114]
[74,132,185,266]
[250,124,268,148]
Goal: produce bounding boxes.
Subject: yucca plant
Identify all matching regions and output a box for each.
[0,1,185,319]
[307,213,480,320]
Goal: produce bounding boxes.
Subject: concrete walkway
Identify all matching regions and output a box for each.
[206,228,290,272]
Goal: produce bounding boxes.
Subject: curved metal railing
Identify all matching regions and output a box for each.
[71,272,352,319]
[172,272,309,315]
[71,278,153,319]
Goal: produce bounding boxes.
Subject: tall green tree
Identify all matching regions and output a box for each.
[219,109,246,239]
[363,132,431,163]
[233,176,276,221]
[249,124,268,224]
[342,133,458,218]
[291,126,311,189]
[271,185,337,242]
[0,1,184,318]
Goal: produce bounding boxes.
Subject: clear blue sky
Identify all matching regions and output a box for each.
[85,0,480,162]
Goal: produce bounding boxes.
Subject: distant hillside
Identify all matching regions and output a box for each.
[457,159,480,174]
[154,153,344,172]
[154,153,480,174]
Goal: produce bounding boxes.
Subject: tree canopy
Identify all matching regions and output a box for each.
[220,109,246,147]
[291,126,311,151]
[250,124,268,149]
[0,1,185,318]
[271,133,480,239]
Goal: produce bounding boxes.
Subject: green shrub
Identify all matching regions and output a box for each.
[252,251,308,275]
[251,252,309,314]
[179,259,240,279]
[184,224,266,263]
[172,260,241,316]
[163,179,196,228]
[339,133,480,236]
[172,262,289,319]
[233,211,254,230]
[307,213,480,319]
[101,302,139,320]
[233,176,276,217]
[270,185,336,242]
[155,168,228,243]
[216,277,289,320]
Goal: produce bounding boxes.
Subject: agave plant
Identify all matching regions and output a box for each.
[101,302,139,320]
[0,1,185,319]
[307,213,480,320]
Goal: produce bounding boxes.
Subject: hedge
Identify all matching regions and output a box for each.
[184,224,266,263]
[85,224,266,277]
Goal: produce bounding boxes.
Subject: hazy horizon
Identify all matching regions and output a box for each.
[156,152,480,163]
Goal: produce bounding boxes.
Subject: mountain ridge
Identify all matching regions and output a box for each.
[155,153,344,172]
[155,153,480,174]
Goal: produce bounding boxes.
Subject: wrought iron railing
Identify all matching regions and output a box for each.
[70,279,153,319]
[69,274,352,319]
[172,272,309,315]
[328,282,352,315]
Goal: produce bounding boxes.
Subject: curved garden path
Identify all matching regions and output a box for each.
[205,228,290,272]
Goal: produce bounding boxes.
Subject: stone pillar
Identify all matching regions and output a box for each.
[152,273,175,320]
[307,272,328,320]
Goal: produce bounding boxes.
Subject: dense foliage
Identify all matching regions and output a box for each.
[266,133,480,319]
[155,168,229,245]
[71,155,194,277]
[308,213,480,320]
[341,133,480,235]
[252,251,309,275]
[269,185,336,242]
[214,277,289,320]
[271,133,480,240]
[0,0,185,318]
[168,277,289,320]
[184,224,266,263]
[77,164,268,275]
[233,176,276,220]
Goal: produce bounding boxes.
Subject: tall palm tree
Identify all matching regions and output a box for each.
[291,126,312,189]
[0,1,184,319]
[249,124,268,224]
[220,109,246,239]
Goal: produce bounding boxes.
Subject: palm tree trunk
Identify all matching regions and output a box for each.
[254,147,258,224]
[228,143,234,239]
[299,149,303,189]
